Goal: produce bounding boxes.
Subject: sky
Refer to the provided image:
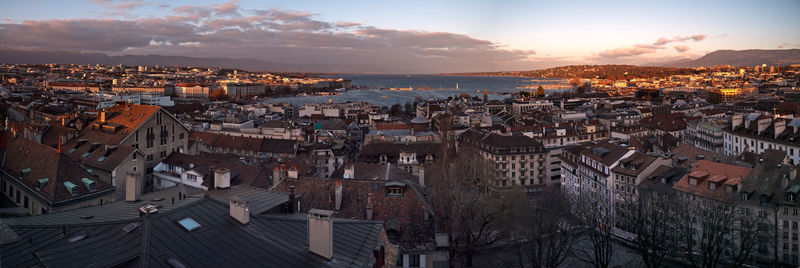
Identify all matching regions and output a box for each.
[1,0,799,73]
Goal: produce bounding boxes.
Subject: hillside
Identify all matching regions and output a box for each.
[447,65,697,79]
[0,48,380,73]
[666,49,800,67]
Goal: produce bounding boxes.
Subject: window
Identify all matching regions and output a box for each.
[387,187,403,196]
[177,217,201,231]
[146,154,154,162]
[146,127,154,148]
[409,254,420,267]
[23,196,29,208]
[187,174,197,182]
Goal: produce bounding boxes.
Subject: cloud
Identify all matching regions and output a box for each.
[91,0,149,10]
[653,34,706,45]
[597,34,707,58]
[778,42,800,49]
[597,45,659,58]
[674,45,690,52]
[0,5,537,73]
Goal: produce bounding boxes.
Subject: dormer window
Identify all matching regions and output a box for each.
[742,192,749,201]
[689,178,698,186]
[760,195,768,205]
[789,193,796,202]
[387,187,403,196]
[64,182,79,196]
[37,178,49,190]
[709,183,716,191]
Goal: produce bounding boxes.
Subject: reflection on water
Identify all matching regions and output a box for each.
[264,74,565,107]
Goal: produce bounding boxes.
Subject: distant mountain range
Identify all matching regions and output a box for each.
[663,49,800,67]
[0,48,379,73]
[0,48,798,75]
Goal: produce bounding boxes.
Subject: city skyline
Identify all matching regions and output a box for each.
[1,0,799,73]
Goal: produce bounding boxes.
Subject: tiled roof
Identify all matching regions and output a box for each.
[612,151,659,177]
[0,136,114,204]
[673,160,753,200]
[162,152,273,188]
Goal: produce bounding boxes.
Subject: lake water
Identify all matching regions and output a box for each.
[264,74,565,107]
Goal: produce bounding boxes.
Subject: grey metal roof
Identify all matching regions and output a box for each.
[2,198,384,268]
[1,186,203,226]
[207,185,289,215]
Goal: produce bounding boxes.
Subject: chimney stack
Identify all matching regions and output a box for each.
[209,166,216,189]
[125,172,140,202]
[273,166,283,187]
[215,168,231,189]
[366,193,373,220]
[100,111,106,123]
[288,186,296,213]
[334,179,342,211]
[229,196,249,224]
[57,136,62,154]
[308,209,334,260]
[418,163,425,187]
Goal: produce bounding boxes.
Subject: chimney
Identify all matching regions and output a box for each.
[209,166,216,189]
[334,179,342,211]
[366,193,373,220]
[288,186,296,213]
[775,119,786,139]
[125,172,140,202]
[343,163,354,179]
[757,117,771,136]
[100,111,106,123]
[288,164,298,180]
[215,168,231,189]
[229,196,249,224]
[273,166,282,186]
[57,136,62,154]
[418,163,425,187]
[61,117,66,126]
[308,209,334,260]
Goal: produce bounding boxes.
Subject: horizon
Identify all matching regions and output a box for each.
[1,0,799,73]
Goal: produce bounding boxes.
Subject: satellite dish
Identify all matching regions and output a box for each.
[343,173,350,179]
[189,163,194,169]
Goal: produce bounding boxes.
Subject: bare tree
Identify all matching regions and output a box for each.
[673,193,737,268]
[620,185,681,268]
[731,206,773,266]
[429,132,513,267]
[508,186,577,268]
[573,196,614,268]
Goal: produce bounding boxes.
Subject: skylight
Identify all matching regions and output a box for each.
[177,217,201,231]
[68,232,88,243]
[122,222,140,233]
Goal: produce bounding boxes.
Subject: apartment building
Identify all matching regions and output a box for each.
[459,129,552,188]
[74,103,190,192]
[724,114,800,165]
[560,142,634,216]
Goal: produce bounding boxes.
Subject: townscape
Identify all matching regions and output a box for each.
[1,1,800,267]
[1,61,800,267]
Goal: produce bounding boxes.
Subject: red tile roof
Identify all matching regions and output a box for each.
[673,160,752,200]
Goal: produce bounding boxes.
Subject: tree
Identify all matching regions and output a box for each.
[404,102,414,116]
[209,89,229,101]
[389,104,403,117]
[509,187,577,268]
[621,185,681,268]
[428,131,514,267]
[731,206,773,266]
[573,196,614,268]
[535,86,545,97]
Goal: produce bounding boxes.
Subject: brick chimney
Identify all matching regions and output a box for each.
[418,163,425,187]
[100,111,106,123]
[215,168,231,189]
[731,114,742,130]
[775,119,786,139]
[229,196,249,224]
[125,172,140,202]
[366,193,373,220]
[334,179,342,211]
[308,209,334,260]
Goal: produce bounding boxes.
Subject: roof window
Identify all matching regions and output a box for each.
[177,217,201,231]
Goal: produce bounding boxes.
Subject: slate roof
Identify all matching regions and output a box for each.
[161,152,273,188]
[189,131,298,154]
[62,136,137,172]
[0,136,114,204]
[359,142,441,163]
[1,198,385,268]
[208,186,289,215]
[612,151,659,177]
[737,149,800,207]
